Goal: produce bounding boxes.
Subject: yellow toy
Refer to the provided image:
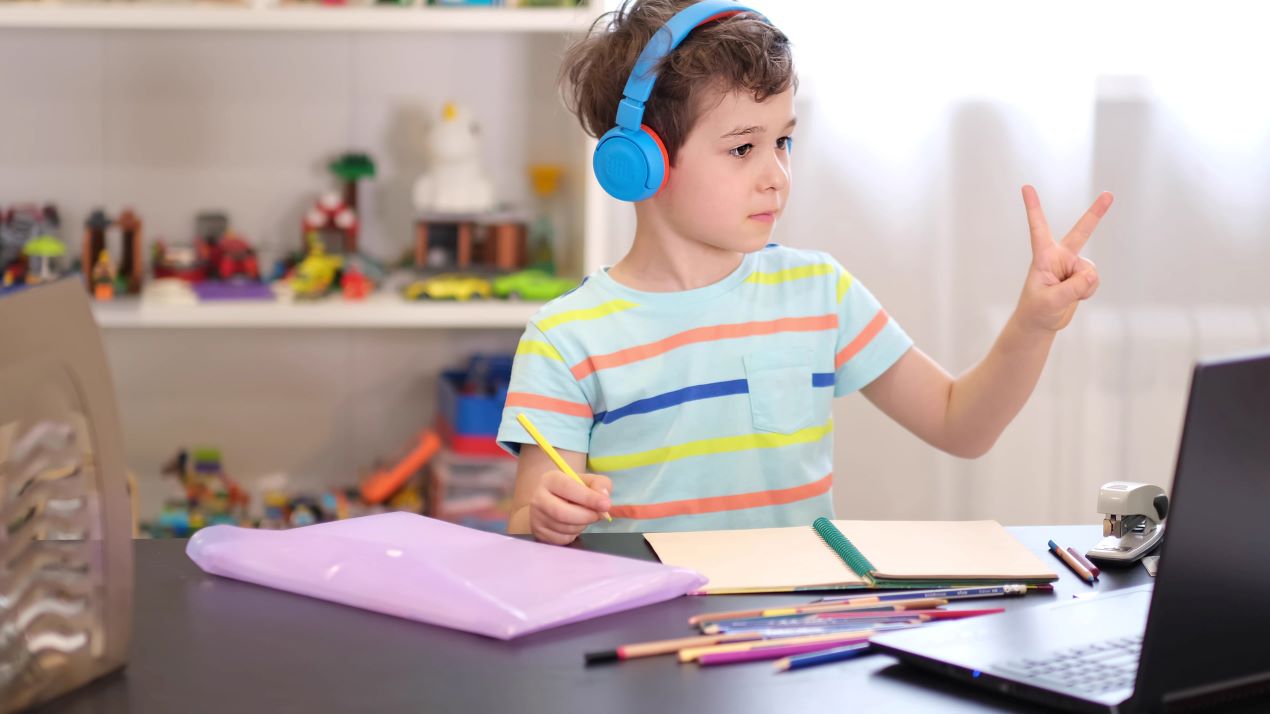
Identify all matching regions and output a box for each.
[403,273,491,301]
[290,232,344,299]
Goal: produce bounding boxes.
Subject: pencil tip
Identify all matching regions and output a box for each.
[584,650,620,666]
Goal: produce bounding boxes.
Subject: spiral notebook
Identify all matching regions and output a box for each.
[644,518,1058,594]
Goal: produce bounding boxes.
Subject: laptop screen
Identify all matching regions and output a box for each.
[1135,351,1270,708]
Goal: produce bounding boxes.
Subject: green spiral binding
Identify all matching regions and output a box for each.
[813,517,877,579]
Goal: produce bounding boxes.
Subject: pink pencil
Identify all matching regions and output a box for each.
[697,636,872,666]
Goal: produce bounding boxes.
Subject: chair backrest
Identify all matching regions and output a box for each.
[0,279,133,712]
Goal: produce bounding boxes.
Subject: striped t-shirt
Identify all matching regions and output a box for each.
[496,244,913,533]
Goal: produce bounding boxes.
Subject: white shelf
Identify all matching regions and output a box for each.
[0,3,597,32]
[91,293,543,328]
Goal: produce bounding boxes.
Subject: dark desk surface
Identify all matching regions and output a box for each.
[37,525,1152,714]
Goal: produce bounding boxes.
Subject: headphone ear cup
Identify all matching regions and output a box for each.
[593,126,667,202]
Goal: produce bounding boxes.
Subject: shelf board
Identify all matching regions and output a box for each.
[0,3,598,32]
[91,293,542,328]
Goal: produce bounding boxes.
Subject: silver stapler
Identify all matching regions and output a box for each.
[1085,481,1169,564]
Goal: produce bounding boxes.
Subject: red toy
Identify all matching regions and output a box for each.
[302,192,359,256]
[152,212,261,282]
[213,232,261,281]
[341,262,371,300]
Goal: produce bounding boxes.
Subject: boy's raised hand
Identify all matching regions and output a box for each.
[1016,185,1114,333]
[529,470,612,545]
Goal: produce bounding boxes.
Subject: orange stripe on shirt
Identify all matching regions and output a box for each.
[571,314,839,380]
[835,309,889,370]
[504,391,593,419]
[608,472,833,521]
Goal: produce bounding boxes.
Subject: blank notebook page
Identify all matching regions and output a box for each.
[832,520,1057,580]
[644,526,868,591]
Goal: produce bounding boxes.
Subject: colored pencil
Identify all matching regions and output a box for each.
[698,636,872,666]
[703,607,1006,634]
[678,629,874,663]
[1067,547,1102,579]
[516,412,610,522]
[775,642,873,672]
[688,597,948,627]
[814,583,1038,603]
[1049,539,1096,584]
[584,631,762,665]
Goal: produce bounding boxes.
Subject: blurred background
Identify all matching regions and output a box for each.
[3,0,1266,534]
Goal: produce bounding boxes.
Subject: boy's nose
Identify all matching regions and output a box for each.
[760,150,790,193]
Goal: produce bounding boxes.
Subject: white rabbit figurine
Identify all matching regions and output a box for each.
[412,102,497,214]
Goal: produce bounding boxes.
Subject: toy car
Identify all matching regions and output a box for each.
[403,274,491,301]
[491,270,575,301]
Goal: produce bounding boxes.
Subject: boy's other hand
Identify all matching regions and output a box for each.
[1016,185,1114,333]
[529,470,613,545]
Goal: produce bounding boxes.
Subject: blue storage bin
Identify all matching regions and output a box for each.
[437,354,513,437]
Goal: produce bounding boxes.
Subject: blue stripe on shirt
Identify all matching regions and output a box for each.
[594,372,836,425]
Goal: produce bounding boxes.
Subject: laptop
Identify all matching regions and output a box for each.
[871,349,1270,713]
[0,280,133,712]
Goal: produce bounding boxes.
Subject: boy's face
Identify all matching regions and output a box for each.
[652,86,795,254]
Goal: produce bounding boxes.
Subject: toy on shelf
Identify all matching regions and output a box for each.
[152,212,261,282]
[302,192,359,256]
[288,232,345,299]
[3,234,70,290]
[526,163,563,273]
[412,102,496,215]
[414,211,529,272]
[491,269,575,301]
[360,430,441,505]
[1,203,62,286]
[402,273,491,301]
[341,261,372,300]
[145,446,251,538]
[82,208,143,297]
[91,249,117,301]
[329,151,376,216]
[150,211,269,301]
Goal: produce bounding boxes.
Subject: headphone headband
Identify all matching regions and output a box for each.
[614,0,767,131]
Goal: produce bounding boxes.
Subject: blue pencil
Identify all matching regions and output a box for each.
[775,642,873,672]
[704,612,925,634]
[815,584,1033,604]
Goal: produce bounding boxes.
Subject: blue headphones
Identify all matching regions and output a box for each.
[592,0,769,202]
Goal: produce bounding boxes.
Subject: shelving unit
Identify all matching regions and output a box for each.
[2,2,614,519]
[0,3,598,32]
[91,294,544,328]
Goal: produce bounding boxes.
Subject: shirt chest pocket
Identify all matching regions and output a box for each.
[743,351,815,434]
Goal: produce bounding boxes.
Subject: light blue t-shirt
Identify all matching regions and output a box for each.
[496,244,913,533]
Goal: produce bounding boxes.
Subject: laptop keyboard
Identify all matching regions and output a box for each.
[994,634,1142,696]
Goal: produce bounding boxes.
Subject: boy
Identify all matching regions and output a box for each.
[497,0,1112,545]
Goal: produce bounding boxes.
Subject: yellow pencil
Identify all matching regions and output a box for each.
[516,412,612,522]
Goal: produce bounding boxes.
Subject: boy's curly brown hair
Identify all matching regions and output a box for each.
[560,0,796,167]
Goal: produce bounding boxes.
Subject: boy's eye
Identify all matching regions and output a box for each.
[777,136,793,152]
[729,143,753,158]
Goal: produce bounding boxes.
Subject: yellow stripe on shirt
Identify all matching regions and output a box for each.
[515,340,563,362]
[744,262,836,286]
[836,270,854,304]
[536,299,639,332]
[588,419,834,473]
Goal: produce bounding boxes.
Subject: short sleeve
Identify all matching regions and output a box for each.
[830,259,914,397]
[496,321,594,456]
